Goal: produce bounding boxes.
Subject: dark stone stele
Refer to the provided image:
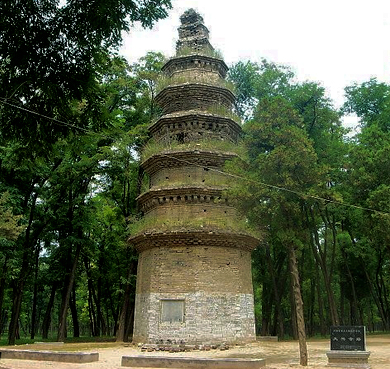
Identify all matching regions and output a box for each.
[330,326,366,351]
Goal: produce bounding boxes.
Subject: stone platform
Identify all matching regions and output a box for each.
[326,350,371,368]
[121,355,266,368]
[0,349,99,363]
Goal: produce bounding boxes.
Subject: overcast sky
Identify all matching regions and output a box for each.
[120,0,390,128]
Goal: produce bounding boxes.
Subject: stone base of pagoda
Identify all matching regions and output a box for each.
[132,291,255,345]
[131,234,257,345]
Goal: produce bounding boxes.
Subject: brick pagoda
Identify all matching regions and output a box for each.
[130,9,259,345]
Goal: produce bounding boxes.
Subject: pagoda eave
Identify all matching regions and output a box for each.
[149,111,241,141]
[141,149,239,175]
[129,230,259,252]
[162,54,228,79]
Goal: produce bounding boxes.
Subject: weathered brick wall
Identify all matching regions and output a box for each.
[137,246,253,294]
[155,85,235,115]
[133,245,255,344]
[145,202,236,221]
[133,292,255,344]
[149,166,230,188]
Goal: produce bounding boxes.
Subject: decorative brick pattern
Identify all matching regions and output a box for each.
[137,186,229,213]
[150,112,241,144]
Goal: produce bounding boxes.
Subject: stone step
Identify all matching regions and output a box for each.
[0,349,99,363]
[121,355,265,368]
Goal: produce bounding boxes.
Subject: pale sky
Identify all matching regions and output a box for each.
[120,0,390,129]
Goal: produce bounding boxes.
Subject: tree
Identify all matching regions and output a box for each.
[0,0,171,152]
[0,0,171,344]
[228,97,327,365]
[341,79,390,328]
[0,193,24,241]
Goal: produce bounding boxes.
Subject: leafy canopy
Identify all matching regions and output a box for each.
[0,0,172,151]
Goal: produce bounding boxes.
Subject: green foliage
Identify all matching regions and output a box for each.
[0,48,165,344]
[128,213,260,239]
[342,78,390,128]
[141,137,246,163]
[0,192,25,241]
[0,0,171,152]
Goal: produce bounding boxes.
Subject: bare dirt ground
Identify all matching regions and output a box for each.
[0,335,389,368]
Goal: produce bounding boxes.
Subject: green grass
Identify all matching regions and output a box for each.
[141,137,246,163]
[205,104,242,124]
[128,214,260,239]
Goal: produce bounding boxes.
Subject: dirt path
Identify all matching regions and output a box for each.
[1,335,388,368]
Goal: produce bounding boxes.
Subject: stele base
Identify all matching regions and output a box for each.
[326,350,371,368]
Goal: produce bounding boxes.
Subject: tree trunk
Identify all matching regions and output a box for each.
[289,244,308,366]
[260,278,273,336]
[265,243,285,339]
[306,206,339,326]
[0,255,9,327]
[69,286,79,337]
[57,241,82,341]
[87,277,97,336]
[116,260,137,342]
[8,280,24,345]
[289,275,298,340]
[341,247,360,324]
[30,242,41,339]
[84,256,106,336]
[316,274,326,336]
[8,248,30,345]
[42,282,57,339]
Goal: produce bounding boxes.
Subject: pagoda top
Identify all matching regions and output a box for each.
[176,9,213,53]
[179,8,204,25]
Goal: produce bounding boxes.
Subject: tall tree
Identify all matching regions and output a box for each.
[0,0,171,344]
[228,97,326,365]
[0,0,172,152]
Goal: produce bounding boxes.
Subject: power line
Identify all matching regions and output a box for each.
[2,96,389,217]
[160,153,390,217]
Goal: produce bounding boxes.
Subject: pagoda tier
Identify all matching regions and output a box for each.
[155,84,235,115]
[149,112,241,143]
[141,149,237,174]
[162,55,228,80]
[130,8,258,345]
[176,10,212,53]
[131,231,258,253]
[137,185,230,213]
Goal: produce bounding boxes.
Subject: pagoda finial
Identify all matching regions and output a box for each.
[179,8,204,25]
[176,8,213,54]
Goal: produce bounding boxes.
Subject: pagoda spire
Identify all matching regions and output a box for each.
[176,8,213,54]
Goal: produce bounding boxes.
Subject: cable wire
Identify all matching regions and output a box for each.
[160,153,390,217]
[2,96,388,217]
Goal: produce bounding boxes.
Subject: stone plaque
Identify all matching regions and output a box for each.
[160,300,185,323]
[330,326,366,351]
